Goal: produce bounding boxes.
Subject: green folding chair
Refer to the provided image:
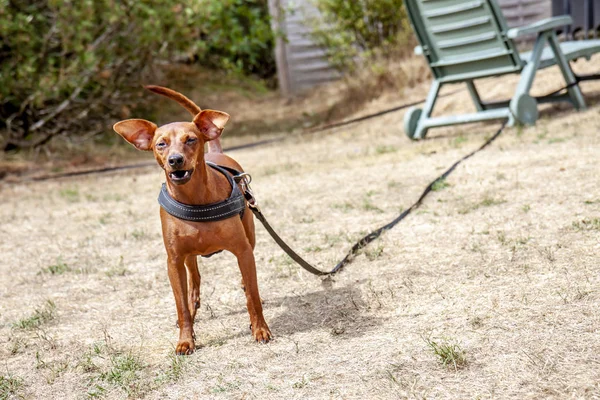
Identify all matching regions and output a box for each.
[403,0,600,139]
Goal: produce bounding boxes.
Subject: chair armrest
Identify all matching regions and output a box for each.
[415,45,423,56]
[507,15,572,39]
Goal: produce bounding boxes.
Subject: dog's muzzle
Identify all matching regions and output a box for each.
[168,169,194,185]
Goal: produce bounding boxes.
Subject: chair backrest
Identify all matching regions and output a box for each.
[406,0,524,82]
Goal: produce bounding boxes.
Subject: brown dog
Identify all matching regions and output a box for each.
[113,86,271,355]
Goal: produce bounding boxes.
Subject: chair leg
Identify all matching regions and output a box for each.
[510,32,547,124]
[547,32,587,110]
[415,79,441,139]
[466,81,484,111]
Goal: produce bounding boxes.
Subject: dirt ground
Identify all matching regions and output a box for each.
[1,57,599,399]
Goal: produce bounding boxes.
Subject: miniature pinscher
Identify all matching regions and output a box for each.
[113,86,271,355]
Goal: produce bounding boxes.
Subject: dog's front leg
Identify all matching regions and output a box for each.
[185,255,201,321]
[234,246,272,343]
[167,255,195,355]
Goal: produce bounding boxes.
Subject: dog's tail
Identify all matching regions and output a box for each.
[144,85,201,117]
[207,140,223,153]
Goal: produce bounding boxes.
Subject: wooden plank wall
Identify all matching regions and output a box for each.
[268,0,341,96]
[498,0,551,29]
[269,0,552,96]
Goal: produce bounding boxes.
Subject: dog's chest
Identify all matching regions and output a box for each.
[161,214,238,255]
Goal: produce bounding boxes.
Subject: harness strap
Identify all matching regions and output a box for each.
[157,163,246,222]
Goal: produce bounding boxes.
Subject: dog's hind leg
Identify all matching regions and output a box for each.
[233,244,271,343]
[185,255,201,322]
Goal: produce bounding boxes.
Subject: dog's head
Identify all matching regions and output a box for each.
[113,87,229,185]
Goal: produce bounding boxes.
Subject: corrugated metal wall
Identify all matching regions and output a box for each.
[270,0,552,96]
[268,0,341,96]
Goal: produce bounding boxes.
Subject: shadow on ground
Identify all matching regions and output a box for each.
[267,285,382,338]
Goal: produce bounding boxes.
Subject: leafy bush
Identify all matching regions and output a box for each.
[0,0,274,151]
[193,0,276,78]
[309,0,412,71]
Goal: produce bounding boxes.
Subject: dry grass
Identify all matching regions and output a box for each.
[1,56,600,399]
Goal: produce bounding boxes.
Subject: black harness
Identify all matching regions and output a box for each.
[158,162,246,222]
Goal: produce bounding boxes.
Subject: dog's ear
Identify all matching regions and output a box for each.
[113,119,157,151]
[193,110,230,141]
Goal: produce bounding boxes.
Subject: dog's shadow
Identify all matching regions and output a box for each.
[265,284,382,338]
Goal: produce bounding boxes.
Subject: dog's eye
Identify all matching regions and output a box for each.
[186,137,197,145]
[155,141,167,149]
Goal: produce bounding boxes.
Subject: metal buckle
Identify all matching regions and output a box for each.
[236,173,260,212]
[236,172,252,185]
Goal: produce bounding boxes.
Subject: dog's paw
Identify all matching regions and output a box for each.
[252,325,272,344]
[175,339,195,355]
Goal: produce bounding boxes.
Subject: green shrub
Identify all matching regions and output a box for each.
[0,0,274,151]
[193,0,276,79]
[310,0,412,71]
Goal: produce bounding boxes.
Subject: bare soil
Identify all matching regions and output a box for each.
[0,56,599,399]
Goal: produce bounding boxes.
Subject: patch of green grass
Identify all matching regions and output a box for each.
[300,216,314,224]
[211,379,241,393]
[99,213,112,225]
[453,135,468,147]
[40,260,70,275]
[459,196,506,214]
[480,197,505,207]
[533,131,548,144]
[323,232,344,247]
[424,337,467,370]
[497,231,508,246]
[522,204,531,213]
[35,352,69,384]
[86,384,107,399]
[262,162,299,177]
[269,254,294,266]
[362,198,383,213]
[539,246,556,262]
[365,244,384,261]
[331,201,355,212]
[155,354,189,384]
[82,341,149,398]
[85,193,99,202]
[516,124,524,137]
[431,178,450,192]
[101,354,145,388]
[13,300,56,330]
[102,193,125,202]
[572,217,600,231]
[9,337,27,355]
[0,375,24,400]
[59,187,80,202]
[106,256,129,277]
[292,376,309,389]
[374,144,398,155]
[304,245,323,253]
[130,229,150,240]
[547,137,566,144]
[78,349,101,374]
[583,199,599,205]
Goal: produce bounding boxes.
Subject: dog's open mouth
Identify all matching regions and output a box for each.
[168,169,194,184]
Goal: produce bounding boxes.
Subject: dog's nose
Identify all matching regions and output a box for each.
[168,154,185,168]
